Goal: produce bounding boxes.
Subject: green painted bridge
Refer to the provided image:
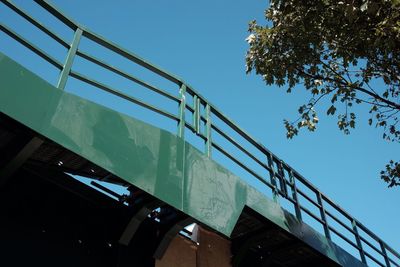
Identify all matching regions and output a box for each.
[0,1,399,266]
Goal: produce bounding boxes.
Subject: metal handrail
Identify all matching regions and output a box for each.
[1,0,399,266]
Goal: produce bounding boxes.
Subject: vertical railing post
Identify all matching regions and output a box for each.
[205,104,212,158]
[278,160,288,198]
[352,220,367,264]
[289,169,302,221]
[177,84,186,138]
[193,95,200,134]
[57,27,82,90]
[267,153,279,202]
[380,241,391,267]
[317,192,331,240]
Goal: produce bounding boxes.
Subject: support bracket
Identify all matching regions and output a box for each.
[0,136,43,186]
[118,199,162,246]
[153,216,194,260]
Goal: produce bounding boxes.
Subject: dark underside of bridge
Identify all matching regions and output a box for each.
[0,113,339,267]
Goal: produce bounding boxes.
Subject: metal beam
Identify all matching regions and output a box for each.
[0,136,43,186]
[23,164,119,207]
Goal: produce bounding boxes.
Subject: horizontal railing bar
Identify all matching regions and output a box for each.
[272,168,291,186]
[186,89,282,169]
[284,194,297,205]
[200,115,207,124]
[187,90,268,160]
[288,163,400,261]
[70,71,179,121]
[321,192,354,221]
[385,245,400,261]
[325,210,356,235]
[272,157,283,167]
[208,103,272,156]
[204,99,314,198]
[200,94,308,192]
[296,188,321,209]
[33,0,187,90]
[184,122,195,135]
[184,122,207,141]
[359,235,386,259]
[326,204,393,264]
[290,170,319,194]
[211,124,271,172]
[188,88,333,219]
[184,107,207,127]
[82,28,183,86]
[1,0,69,48]
[33,0,79,30]
[185,103,194,113]
[212,142,274,190]
[277,190,298,206]
[356,221,400,260]
[0,23,63,70]
[283,168,347,219]
[364,251,386,267]
[389,257,400,267]
[289,165,396,263]
[325,192,400,260]
[328,225,359,250]
[300,205,325,225]
[76,50,179,103]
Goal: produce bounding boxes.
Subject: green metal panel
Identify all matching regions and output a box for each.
[183,143,246,234]
[0,53,366,267]
[0,53,185,209]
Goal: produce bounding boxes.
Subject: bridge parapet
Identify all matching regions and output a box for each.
[0,1,399,266]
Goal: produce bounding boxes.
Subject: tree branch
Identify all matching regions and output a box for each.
[296,68,400,110]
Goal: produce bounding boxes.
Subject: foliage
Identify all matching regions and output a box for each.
[246,0,400,187]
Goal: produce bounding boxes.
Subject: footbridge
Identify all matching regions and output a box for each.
[0,1,399,266]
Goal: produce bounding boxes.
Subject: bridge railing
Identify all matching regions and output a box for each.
[0,0,399,266]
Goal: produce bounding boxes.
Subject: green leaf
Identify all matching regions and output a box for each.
[327,105,336,115]
[331,94,338,103]
[383,91,389,98]
[247,0,400,185]
[361,2,368,12]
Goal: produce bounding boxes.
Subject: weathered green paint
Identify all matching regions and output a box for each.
[193,95,200,134]
[267,153,279,202]
[57,28,82,90]
[205,104,212,157]
[177,84,186,138]
[0,53,367,267]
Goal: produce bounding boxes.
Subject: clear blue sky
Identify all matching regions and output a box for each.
[1,0,399,258]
